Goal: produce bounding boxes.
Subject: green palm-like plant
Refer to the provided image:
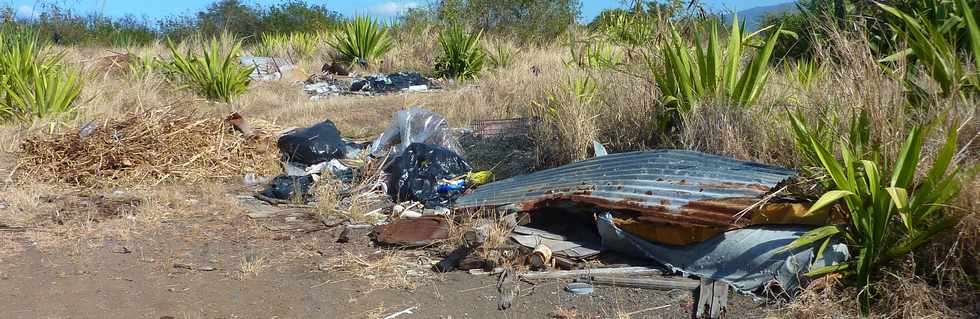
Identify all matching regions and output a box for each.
[435,25,486,80]
[878,0,980,97]
[328,16,392,67]
[647,16,786,113]
[784,111,976,317]
[0,29,83,122]
[165,37,253,103]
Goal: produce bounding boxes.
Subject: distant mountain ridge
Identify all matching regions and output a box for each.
[729,1,799,31]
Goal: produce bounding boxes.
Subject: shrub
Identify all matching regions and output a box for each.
[164,37,253,103]
[328,16,392,67]
[435,25,486,80]
[646,16,784,112]
[0,29,83,122]
[877,0,980,98]
[784,111,977,316]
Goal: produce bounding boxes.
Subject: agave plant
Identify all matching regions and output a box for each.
[435,25,486,80]
[646,16,786,112]
[784,111,976,316]
[164,37,253,103]
[878,0,980,97]
[328,16,392,67]
[0,29,83,122]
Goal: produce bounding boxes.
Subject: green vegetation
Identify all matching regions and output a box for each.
[328,16,392,67]
[785,112,975,316]
[164,38,253,103]
[878,0,980,97]
[647,16,785,112]
[486,42,515,69]
[433,0,581,43]
[435,26,486,80]
[0,29,82,122]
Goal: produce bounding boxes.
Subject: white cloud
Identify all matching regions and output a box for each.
[370,1,419,16]
[15,5,36,18]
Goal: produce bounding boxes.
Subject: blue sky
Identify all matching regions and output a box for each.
[6,0,794,22]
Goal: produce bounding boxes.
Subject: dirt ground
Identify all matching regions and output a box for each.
[0,182,771,319]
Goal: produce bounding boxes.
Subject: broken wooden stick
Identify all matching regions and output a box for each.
[521,266,662,280]
[587,276,700,291]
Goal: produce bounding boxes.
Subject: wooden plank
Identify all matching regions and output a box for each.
[696,280,713,319]
[521,267,662,280]
[695,279,729,319]
[589,276,700,291]
[710,281,729,318]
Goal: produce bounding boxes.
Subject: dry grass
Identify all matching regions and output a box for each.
[16,107,281,188]
[327,250,424,291]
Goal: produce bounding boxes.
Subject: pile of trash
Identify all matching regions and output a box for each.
[248,106,851,313]
[303,72,438,100]
[257,108,478,212]
[18,108,281,187]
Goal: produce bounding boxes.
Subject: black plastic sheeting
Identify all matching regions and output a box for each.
[261,175,315,202]
[385,143,472,208]
[277,120,347,165]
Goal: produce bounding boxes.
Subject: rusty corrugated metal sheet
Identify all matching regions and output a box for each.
[455,150,796,228]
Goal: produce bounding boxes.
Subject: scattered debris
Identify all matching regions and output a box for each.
[381,306,418,319]
[303,72,439,100]
[695,279,729,319]
[521,266,663,281]
[586,276,700,291]
[351,72,432,94]
[497,268,518,310]
[564,282,594,295]
[259,175,315,203]
[373,216,449,247]
[240,56,297,81]
[173,262,219,272]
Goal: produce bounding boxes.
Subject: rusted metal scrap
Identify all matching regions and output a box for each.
[455,150,798,229]
[373,216,449,247]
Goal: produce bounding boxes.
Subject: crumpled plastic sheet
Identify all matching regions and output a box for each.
[596,213,850,295]
[240,56,295,81]
[370,108,462,157]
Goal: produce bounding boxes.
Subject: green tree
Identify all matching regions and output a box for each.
[434,0,582,42]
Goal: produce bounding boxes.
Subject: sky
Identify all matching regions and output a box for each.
[6,0,795,22]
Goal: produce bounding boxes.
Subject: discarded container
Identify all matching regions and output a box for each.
[277,120,347,165]
[385,143,472,208]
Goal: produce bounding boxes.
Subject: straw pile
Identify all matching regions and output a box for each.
[18,108,281,187]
